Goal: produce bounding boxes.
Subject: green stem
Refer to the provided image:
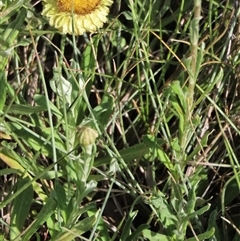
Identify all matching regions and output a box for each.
[81,144,95,183]
[188,0,201,117]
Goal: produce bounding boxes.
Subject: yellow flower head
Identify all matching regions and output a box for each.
[42,0,113,35]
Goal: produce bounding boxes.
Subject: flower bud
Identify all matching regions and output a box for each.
[77,126,98,146]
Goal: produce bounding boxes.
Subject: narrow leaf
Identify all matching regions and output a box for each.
[10,177,33,240]
[21,197,57,241]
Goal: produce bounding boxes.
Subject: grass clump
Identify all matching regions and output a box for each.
[1,0,240,240]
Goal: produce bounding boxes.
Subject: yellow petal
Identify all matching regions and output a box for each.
[42,0,113,35]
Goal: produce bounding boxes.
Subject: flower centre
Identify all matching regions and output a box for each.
[57,0,101,15]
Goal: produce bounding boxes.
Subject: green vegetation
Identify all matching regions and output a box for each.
[1,0,240,240]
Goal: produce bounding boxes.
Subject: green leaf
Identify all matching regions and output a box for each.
[10,177,33,240]
[0,71,7,111]
[0,8,27,70]
[4,104,46,115]
[87,206,111,241]
[123,11,133,20]
[0,234,6,241]
[54,182,68,224]
[181,185,197,233]
[81,39,98,72]
[170,81,187,115]
[0,148,47,203]
[182,203,211,223]
[55,214,97,241]
[125,224,149,241]
[171,182,184,208]
[0,0,26,23]
[186,186,197,215]
[186,227,215,241]
[95,142,150,166]
[156,148,174,171]
[142,230,174,241]
[120,210,138,241]
[34,94,63,119]
[22,197,57,241]
[92,93,114,128]
[8,121,66,157]
[0,168,21,176]
[142,135,174,170]
[195,43,205,79]
[187,131,209,161]
[222,177,240,206]
[149,191,177,233]
[208,210,221,241]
